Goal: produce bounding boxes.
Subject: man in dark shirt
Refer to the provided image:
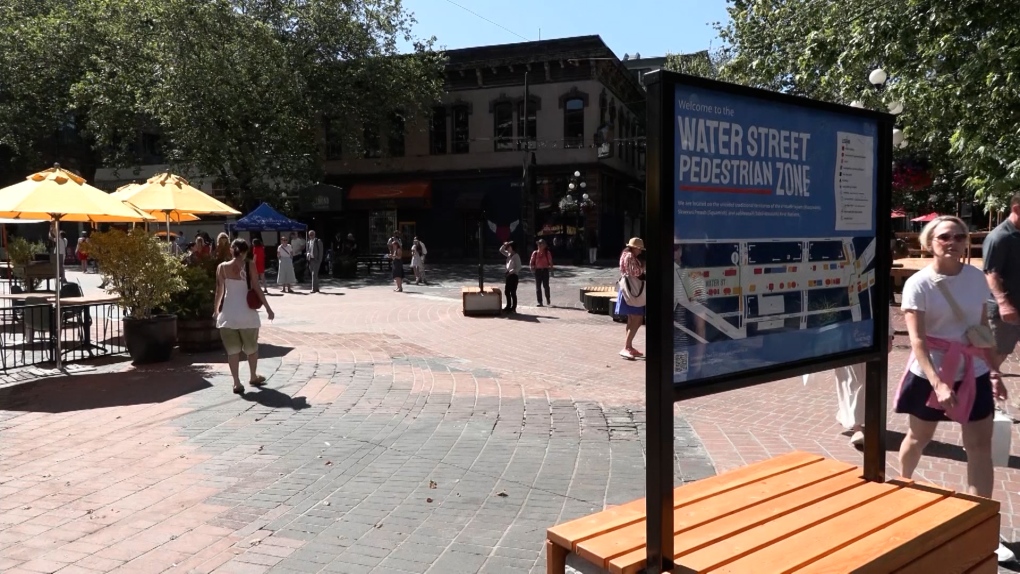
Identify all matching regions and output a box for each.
[983,193,1020,379]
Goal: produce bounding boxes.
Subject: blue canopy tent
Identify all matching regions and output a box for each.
[229,202,306,232]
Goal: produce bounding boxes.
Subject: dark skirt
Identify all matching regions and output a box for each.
[894,371,994,422]
[392,261,404,279]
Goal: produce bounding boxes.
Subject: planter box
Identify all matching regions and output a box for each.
[177,317,223,353]
[462,287,502,317]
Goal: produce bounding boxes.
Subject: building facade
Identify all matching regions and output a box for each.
[319,35,646,260]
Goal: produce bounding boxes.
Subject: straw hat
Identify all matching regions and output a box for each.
[626,237,645,250]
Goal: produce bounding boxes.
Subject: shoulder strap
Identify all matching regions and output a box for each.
[934,277,968,323]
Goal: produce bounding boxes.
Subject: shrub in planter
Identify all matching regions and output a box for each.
[88,228,186,364]
[167,255,222,352]
[8,237,47,289]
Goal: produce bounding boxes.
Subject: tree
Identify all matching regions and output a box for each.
[663,49,729,79]
[0,0,446,209]
[716,0,1020,211]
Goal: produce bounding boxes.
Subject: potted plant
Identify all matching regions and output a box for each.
[88,228,186,364]
[7,237,46,290]
[167,255,222,352]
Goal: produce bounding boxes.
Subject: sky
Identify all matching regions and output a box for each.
[398,0,729,58]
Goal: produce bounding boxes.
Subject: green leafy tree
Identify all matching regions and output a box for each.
[716,0,1020,211]
[0,0,446,208]
[664,49,729,79]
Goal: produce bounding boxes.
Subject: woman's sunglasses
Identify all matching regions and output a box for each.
[935,232,967,243]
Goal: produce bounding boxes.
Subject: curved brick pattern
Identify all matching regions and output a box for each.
[3,266,1020,574]
[0,316,711,574]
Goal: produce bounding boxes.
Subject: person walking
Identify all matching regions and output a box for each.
[306,230,323,293]
[214,232,231,262]
[983,193,1020,396]
[75,232,89,273]
[895,215,1013,562]
[251,237,268,294]
[500,241,521,313]
[529,239,553,307]
[410,237,428,285]
[616,237,646,359]
[388,230,404,292]
[277,235,296,293]
[587,227,599,265]
[213,238,274,395]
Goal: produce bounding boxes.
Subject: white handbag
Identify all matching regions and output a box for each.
[992,401,1013,467]
[618,275,646,307]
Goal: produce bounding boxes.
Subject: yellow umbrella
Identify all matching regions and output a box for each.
[111,172,236,239]
[0,164,155,369]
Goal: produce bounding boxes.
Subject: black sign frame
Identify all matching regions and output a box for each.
[643,70,894,574]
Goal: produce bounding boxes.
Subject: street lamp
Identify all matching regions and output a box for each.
[856,68,908,149]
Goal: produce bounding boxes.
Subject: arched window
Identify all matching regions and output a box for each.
[452,104,470,154]
[517,99,538,149]
[493,102,514,151]
[563,98,585,149]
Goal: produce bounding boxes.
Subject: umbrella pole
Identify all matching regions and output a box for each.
[53,215,62,370]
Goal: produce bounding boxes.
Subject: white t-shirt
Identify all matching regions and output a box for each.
[901,265,990,379]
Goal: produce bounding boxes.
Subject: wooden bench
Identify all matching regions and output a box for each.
[546,451,999,574]
[580,285,616,306]
[584,291,616,315]
[357,255,391,273]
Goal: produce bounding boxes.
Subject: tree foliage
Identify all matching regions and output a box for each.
[664,49,729,80]
[0,0,446,209]
[716,0,1020,211]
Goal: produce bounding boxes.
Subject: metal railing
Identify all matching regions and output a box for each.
[0,301,125,371]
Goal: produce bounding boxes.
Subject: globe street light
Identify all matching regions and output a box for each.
[869,68,888,87]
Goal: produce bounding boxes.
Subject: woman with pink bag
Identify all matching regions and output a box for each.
[895,215,1012,562]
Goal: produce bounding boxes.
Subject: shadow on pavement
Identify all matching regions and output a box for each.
[885,429,1020,470]
[241,387,308,410]
[188,343,294,362]
[0,366,214,413]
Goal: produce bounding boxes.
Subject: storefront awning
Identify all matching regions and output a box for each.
[348,182,431,201]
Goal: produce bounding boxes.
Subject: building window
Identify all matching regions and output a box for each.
[430,106,447,155]
[388,113,405,157]
[363,123,381,158]
[493,102,514,152]
[563,98,585,149]
[452,105,470,154]
[517,100,537,150]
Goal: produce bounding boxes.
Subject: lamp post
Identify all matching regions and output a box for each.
[851,68,908,150]
[559,171,594,264]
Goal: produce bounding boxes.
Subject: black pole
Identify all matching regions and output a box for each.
[644,74,674,574]
[864,114,895,482]
[478,212,485,290]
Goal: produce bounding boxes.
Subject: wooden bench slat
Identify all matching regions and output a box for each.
[667,480,901,572]
[890,515,999,574]
[800,496,994,574]
[609,470,868,574]
[710,482,945,573]
[577,458,856,567]
[548,451,824,550]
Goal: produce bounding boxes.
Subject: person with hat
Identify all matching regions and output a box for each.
[529,238,554,307]
[500,240,522,313]
[617,237,646,359]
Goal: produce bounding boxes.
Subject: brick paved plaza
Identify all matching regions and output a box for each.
[2,265,1020,573]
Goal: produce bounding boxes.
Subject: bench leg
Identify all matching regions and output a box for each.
[546,540,567,574]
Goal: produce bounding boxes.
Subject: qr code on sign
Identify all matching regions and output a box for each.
[673,351,689,375]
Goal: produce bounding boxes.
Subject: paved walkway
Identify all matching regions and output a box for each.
[1,264,1019,573]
